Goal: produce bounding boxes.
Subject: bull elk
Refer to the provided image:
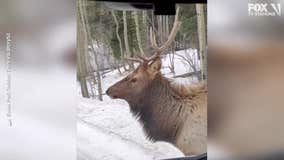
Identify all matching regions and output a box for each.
[106,9,207,155]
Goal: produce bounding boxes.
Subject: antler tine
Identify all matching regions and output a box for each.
[150,28,159,50]
[126,7,181,64]
[126,57,144,64]
[147,50,161,62]
[157,21,181,52]
[137,55,149,62]
[157,6,181,52]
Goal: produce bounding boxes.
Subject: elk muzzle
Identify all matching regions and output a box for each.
[106,87,118,99]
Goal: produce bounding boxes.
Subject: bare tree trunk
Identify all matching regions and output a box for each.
[123,11,134,70]
[92,41,103,100]
[165,16,169,40]
[89,76,96,98]
[142,11,147,26]
[123,11,130,56]
[116,60,122,74]
[141,11,148,52]
[77,0,90,98]
[157,15,163,45]
[150,10,156,55]
[196,4,207,80]
[142,11,148,42]
[169,45,176,74]
[111,10,127,72]
[79,0,103,100]
[133,11,144,56]
[167,7,180,74]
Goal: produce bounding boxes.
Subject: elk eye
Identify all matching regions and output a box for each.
[131,78,137,83]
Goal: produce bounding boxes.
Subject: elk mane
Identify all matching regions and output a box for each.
[170,80,207,98]
[128,74,205,143]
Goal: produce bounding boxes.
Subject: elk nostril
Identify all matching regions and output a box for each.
[106,87,118,99]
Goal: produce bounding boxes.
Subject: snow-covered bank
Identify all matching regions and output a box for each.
[77,98,184,160]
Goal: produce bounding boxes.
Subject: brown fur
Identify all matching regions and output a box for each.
[171,81,207,98]
[106,59,207,155]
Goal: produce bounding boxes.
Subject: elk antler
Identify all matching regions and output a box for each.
[148,6,181,62]
[127,7,181,64]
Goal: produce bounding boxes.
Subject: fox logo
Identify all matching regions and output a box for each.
[248,3,268,13]
[271,3,281,16]
[248,3,281,16]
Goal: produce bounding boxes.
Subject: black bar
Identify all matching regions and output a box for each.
[162,153,207,160]
[92,0,206,15]
[92,0,207,4]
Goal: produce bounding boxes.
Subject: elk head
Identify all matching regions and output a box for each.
[106,58,162,102]
[106,7,181,103]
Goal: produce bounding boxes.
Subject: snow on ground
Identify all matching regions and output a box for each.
[78,49,200,160]
[78,98,183,160]
[163,49,200,76]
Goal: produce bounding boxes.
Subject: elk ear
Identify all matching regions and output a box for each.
[147,58,161,78]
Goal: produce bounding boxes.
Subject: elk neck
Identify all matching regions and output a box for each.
[127,74,186,143]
